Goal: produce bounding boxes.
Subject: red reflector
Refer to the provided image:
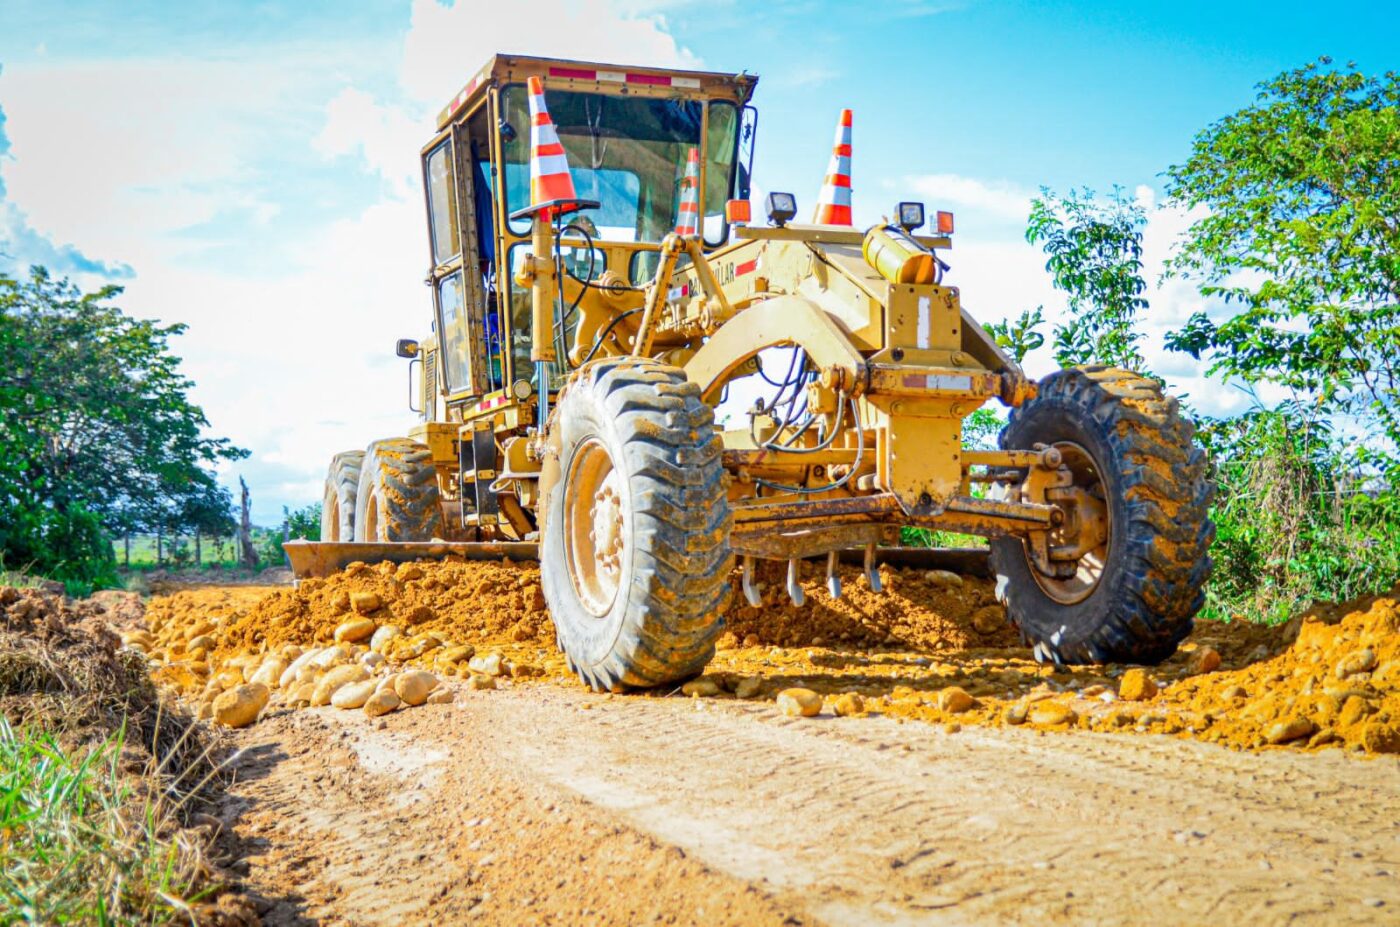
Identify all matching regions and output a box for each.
[936,210,955,234]
[726,199,752,224]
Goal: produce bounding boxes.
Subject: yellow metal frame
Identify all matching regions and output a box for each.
[400,53,1103,564]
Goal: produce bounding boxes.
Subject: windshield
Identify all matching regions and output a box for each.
[502,85,717,242]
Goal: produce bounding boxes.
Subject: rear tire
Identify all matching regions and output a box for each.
[322,451,364,541]
[542,357,732,691]
[989,367,1215,665]
[353,438,445,542]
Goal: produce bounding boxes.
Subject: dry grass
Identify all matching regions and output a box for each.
[1,587,238,924]
[0,719,226,923]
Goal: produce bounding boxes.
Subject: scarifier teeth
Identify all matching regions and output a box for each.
[742,556,762,607]
[863,542,882,593]
[826,550,842,600]
[786,559,806,607]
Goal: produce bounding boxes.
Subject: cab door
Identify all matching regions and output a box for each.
[422,123,492,401]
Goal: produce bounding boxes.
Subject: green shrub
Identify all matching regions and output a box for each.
[0,722,215,924]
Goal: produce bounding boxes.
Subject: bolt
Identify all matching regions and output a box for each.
[891,348,905,362]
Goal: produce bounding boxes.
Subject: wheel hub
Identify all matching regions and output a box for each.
[590,474,625,582]
[563,438,626,617]
[1027,441,1111,606]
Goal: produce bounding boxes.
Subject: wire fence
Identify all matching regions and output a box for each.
[112,529,290,569]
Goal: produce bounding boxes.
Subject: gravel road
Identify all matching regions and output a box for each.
[218,684,1399,926]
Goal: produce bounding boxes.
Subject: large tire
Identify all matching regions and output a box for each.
[989,366,1214,665]
[321,450,364,541]
[353,438,445,542]
[541,357,732,691]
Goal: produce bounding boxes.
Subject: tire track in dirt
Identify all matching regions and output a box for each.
[462,690,1400,926]
[223,686,1399,926]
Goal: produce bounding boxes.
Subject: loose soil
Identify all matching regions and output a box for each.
[121,559,1400,924]
[138,559,1399,756]
[217,685,1398,926]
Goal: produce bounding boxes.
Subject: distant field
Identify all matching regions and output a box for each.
[113,533,278,568]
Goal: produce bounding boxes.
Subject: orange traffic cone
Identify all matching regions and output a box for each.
[527,76,581,217]
[674,146,700,236]
[813,109,852,225]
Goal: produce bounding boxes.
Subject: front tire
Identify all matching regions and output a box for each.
[322,450,364,541]
[542,357,732,691]
[353,438,444,542]
[989,367,1214,665]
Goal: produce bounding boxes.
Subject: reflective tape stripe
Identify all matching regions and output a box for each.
[546,67,699,89]
[533,153,572,177]
[548,66,595,80]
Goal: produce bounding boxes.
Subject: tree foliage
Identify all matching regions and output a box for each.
[1025,187,1150,371]
[985,307,1045,365]
[1164,58,1400,443]
[0,268,246,586]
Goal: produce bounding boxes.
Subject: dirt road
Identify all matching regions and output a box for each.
[218,683,1399,926]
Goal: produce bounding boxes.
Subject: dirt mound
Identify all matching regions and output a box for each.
[720,560,1011,650]
[2,586,153,737]
[140,557,997,687]
[762,588,1398,755]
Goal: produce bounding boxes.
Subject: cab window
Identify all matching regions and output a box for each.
[425,140,458,266]
[703,102,739,247]
[500,85,704,242]
[436,271,469,391]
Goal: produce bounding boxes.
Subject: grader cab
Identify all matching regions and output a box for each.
[292,53,1214,689]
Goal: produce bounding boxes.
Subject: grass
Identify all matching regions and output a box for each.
[0,571,45,590]
[900,526,988,549]
[0,720,220,924]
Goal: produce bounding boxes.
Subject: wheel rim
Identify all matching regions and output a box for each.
[563,438,626,617]
[364,489,381,541]
[1027,441,1112,606]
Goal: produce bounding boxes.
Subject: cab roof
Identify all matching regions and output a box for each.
[436,53,758,130]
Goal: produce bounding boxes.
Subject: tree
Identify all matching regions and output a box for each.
[0,267,247,584]
[985,307,1046,365]
[176,477,238,566]
[1164,58,1400,444]
[284,504,321,541]
[237,477,257,569]
[1024,186,1151,372]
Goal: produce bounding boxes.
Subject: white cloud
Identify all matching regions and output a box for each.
[315,87,423,197]
[768,65,840,90]
[905,173,1033,222]
[399,0,699,105]
[0,1,704,524]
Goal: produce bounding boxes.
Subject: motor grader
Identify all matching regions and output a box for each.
[288,53,1214,690]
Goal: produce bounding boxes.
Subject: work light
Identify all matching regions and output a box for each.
[766,192,797,227]
[896,201,925,232]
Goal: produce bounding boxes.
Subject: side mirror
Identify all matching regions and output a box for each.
[395,339,420,359]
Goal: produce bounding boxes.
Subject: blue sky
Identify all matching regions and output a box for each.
[1,0,1395,523]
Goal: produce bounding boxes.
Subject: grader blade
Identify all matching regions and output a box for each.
[283,540,539,580]
[284,538,986,582]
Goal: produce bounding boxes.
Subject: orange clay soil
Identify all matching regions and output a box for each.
[137,558,1399,755]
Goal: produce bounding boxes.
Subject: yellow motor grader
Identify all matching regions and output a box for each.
[288,53,1214,689]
